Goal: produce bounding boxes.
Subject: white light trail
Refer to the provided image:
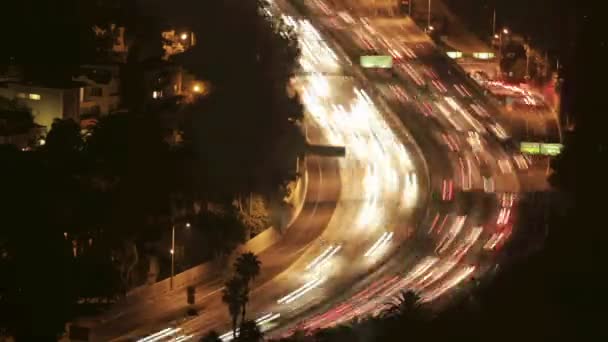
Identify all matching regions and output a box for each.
[421,265,476,302]
[220,313,281,341]
[451,226,483,261]
[306,245,337,270]
[413,260,458,291]
[435,102,465,132]
[364,232,394,257]
[307,245,342,271]
[175,335,193,342]
[436,216,467,254]
[137,328,181,342]
[277,277,326,305]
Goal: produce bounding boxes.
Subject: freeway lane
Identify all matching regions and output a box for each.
[93,2,425,340]
[91,144,341,341]
[160,6,426,338]
[105,0,530,339]
[257,0,524,334]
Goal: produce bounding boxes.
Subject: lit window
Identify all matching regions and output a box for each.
[29,93,41,100]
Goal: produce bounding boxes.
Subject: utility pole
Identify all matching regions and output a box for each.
[170,224,175,290]
[492,8,496,35]
[427,0,432,29]
[525,43,530,79]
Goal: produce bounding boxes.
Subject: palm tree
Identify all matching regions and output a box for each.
[222,277,246,339]
[234,252,261,286]
[234,252,261,321]
[236,319,264,342]
[199,330,222,342]
[381,290,421,318]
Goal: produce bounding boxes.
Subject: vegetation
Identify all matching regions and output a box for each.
[221,252,262,340]
[234,252,262,322]
[1,0,303,340]
[199,330,222,342]
[237,319,265,342]
[222,277,248,340]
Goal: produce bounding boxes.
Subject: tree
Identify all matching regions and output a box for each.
[222,277,247,339]
[199,330,222,342]
[175,0,305,201]
[234,252,261,321]
[0,146,76,340]
[314,324,359,342]
[234,252,261,289]
[237,320,264,342]
[381,290,421,318]
[45,119,82,154]
[43,119,84,176]
[194,209,247,261]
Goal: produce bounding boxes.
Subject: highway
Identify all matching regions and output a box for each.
[93,0,528,340]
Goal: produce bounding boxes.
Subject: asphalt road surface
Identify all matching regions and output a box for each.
[89,1,533,340]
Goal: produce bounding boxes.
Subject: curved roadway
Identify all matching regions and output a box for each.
[92,0,527,340]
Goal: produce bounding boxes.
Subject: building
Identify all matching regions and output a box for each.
[0,81,84,130]
[93,24,129,63]
[73,64,121,117]
[162,30,196,60]
[143,61,184,102]
[0,109,45,150]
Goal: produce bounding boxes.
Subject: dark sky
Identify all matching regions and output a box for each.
[445,0,578,58]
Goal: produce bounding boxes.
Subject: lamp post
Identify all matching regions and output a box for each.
[498,28,509,61]
[492,8,496,37]
[524,43,530,80]
[170,224,175,290]
[427,0,432,30]
[170,221,190,290]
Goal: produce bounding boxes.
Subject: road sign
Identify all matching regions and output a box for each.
[360,55,393,69]
[520,142,564,156]
[447,51,463,59]
[520,142,541,154]
[540,143,564,156]
[473,52,495,60]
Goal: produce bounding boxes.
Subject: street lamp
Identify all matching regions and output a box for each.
[427,0,432,30]
[498,27,509,65]
[170,225,175,290]
[170,221,190,290]
[180,33,188,41]
[492,8,496,37]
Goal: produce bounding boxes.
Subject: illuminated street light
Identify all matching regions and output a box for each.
[193,84,202,93]
[494,34,499,39]
[427,0,432,29]
[180,33,188,41]
[502,28,509,35]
